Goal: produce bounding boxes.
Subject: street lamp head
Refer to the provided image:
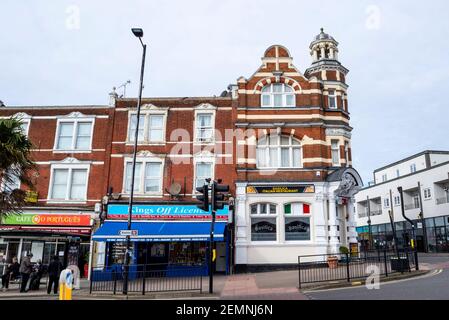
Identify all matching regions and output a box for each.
[131,28,144,38]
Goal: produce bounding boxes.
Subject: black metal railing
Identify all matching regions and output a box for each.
[298,248,418,288]
[90,263,204,295]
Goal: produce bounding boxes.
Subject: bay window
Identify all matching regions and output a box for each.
[256,135,301,169]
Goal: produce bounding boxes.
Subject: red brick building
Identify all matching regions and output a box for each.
[232,29,362,271]
[0,105,112,276]
[0,28,363,275]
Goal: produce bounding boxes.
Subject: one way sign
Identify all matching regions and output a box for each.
[119,230,138,236]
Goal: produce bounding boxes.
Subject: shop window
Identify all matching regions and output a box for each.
[250,203,277,242]
[284,203,311,241]
[168,242,206,266]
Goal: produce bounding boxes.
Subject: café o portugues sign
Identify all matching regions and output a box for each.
[107,204,229,221]
[1,214,91,226]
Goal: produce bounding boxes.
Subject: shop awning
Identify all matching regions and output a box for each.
[92,221,226,242]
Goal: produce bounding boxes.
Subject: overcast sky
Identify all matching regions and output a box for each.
[1,0,449,184]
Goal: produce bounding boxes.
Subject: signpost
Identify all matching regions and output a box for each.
[119,230,138,237]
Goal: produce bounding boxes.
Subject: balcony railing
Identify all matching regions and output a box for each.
[436,197,449,205]
[370,210,382,216]
[404,203,420,210]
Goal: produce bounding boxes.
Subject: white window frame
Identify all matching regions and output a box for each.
[249,203,278,243]
[382,174,388,182]
[331,140,340,166]
[260,83,295,108]
[283,202,312,243]
[194,106,216,144]
[383,198,390,208]
[410,164,417,173]
[126,107,168,145]
[47,163,90,203]
[122,157,164,196]
[256,135,302,169]
[423,188,432,200]
[394,196,401,207]
[396,169,400,178]
[53,118,95,152]
[193,156,215,194]
[328,89,338,109]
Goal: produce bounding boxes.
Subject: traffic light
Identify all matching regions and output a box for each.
[211,181,230,212]
[196,184,210,212]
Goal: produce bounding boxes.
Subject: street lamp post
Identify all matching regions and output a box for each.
[123,28,147,295]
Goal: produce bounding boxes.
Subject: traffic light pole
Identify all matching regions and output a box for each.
[209,208,216,294]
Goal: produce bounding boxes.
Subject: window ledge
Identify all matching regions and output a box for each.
[125,142,166,146]
[46,200,88,204]
[53,150,92,153]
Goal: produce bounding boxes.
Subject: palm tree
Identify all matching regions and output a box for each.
[0,117,36,219]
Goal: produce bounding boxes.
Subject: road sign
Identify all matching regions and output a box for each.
[119,230,138,236]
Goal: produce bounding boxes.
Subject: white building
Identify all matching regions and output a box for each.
[355,150,449,253]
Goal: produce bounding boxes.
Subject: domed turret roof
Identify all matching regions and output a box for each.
[310,28,338,48]
[315,28,335,41]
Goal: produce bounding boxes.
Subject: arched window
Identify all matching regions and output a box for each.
[256,135,301,168]
[261,83,295,108]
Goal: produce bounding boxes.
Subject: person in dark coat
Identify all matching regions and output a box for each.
[47,255,63,294]
[29,259,45,290]
[1,257,19,291]
[19,253,33,293]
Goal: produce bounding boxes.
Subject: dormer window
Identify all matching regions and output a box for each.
[261,84,295,108]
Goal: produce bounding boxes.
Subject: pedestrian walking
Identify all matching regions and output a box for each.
[47,255,63,294]
[1,257,19,291]
[19,253,33,293]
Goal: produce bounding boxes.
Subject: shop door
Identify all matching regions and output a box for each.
[215,242,226,273]
[416,235,425,252]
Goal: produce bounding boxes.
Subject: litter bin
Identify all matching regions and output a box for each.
[390,256,410,272]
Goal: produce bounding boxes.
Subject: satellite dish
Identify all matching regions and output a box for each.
[168,183,182,196]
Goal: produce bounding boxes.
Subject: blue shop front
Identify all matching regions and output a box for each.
[92,203,231,277]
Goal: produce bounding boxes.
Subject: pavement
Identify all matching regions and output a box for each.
[1,253,447,300]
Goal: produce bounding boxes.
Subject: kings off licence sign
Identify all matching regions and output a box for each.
[107,204,229,221]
